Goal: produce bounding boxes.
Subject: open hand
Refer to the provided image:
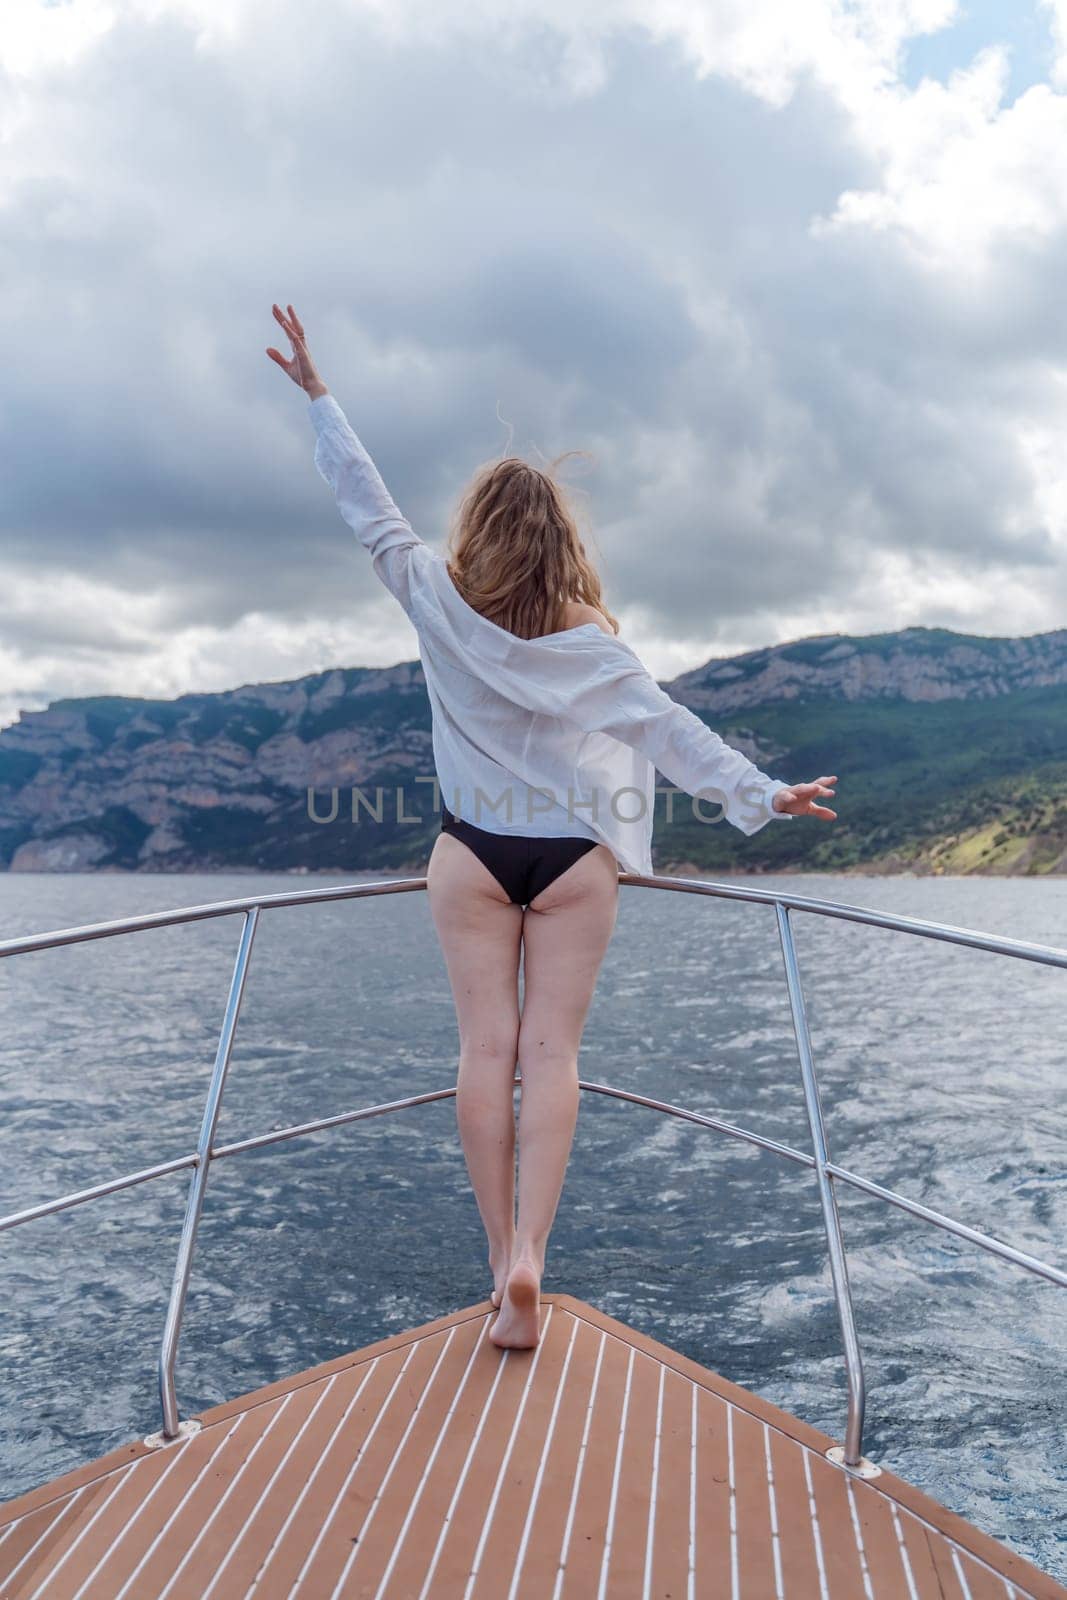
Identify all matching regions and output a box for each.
[265,303,327,397]
[773,775,838,819]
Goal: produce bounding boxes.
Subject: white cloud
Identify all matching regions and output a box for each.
[815,45,1067,277]
[0,564,424,726]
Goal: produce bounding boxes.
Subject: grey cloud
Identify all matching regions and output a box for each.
[1,4,1065,688]
[0,608,157,658]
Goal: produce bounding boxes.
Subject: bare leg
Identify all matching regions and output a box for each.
[490,843,620,1349]
[426,831,525,1304]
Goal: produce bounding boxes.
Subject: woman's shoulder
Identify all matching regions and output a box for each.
[561,600,615,636]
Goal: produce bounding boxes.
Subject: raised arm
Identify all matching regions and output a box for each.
[307,392,426,612]
[266,303,426,613]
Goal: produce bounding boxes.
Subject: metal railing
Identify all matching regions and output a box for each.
[1,872,1064,1471]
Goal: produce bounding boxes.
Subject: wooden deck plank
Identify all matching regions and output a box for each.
[896,1500,966,1600]
[957,1546,1018,1600]
[555,1319,633,1600]
[809,1442,879,1597]
[600,1343,662,1596]
[0,1485,105,1598]
[768,1425,824,1597]
[0,1492,83,1588]
[691,1384,732,1600]
[921,1523,1017,1600]
[649,1366,695,1600]
[844,1471,902,1600]
[731,1406,781,1598]
[559,1297,1063,1600]
[192,1356,400,1599]
[151,1366,369,1598]
[410,1303,564,1600]
[78,1409,260,1600]
[923,1524,972,1600]
[274,1331,447,1597]
[245,1331,463,1600]
[356,1317,504,1600]
[492,1311,604,1599]
[464,1302,576,1600]
[150,1388,315,1599]
[336,1321,493,1599]
[12,1435,209,1600]
[1,1295,1063,1600]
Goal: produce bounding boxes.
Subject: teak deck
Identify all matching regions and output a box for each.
[1,1294,1062,1600]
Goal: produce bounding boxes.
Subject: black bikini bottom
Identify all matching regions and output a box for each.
[439,805,600,906]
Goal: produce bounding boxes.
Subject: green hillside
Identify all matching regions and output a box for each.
[3,628,1067,874]
[657,685,1067,874]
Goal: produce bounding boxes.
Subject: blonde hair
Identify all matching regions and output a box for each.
[445,450,619,640]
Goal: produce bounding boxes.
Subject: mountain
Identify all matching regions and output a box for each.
[3,625,1067,875]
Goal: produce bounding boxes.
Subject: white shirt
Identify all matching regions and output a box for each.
[308,391,793,876]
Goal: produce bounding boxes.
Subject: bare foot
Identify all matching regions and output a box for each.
[489,1259,541,1348]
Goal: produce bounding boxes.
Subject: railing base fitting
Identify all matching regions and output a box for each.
[144,1419,202,1451]
[826,1445,882,1479]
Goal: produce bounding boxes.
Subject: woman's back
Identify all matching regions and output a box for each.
[306,388,794,872]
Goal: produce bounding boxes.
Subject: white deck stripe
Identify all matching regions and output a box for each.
[596,1342,636,1600]
[164,1393,298,1600]
[2,1478,107,1534]
[412,1318,519,1600]
[763,1422,785,1599]
[374,1320,494,1600]
[250,1359,384,1595]
[845,1475,875,1600]
[62,1440,196,1593]
[802,1447,830,1600]
[73,1397,286,1600]
[552,1329,608,1600]
[22,1468,141,1599]
[195,1383,334,1600]
[461,1305,557,1600]
[506,1313,580,1600]
[891,1502,920,1600]
[331,1328,460,1600]
[25,1425,228,1600]
[110,1418,246,1600]
[688,1383,696,1600]
[952,1547,976,1600]
[0,1439,203,1537]
[290,1340,423,1597]
[641,1364,666,1600]
[727,1404,739,1600]
[1,1486,90,1590]
[798,1436,1042,1598]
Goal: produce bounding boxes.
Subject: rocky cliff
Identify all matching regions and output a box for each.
[3,625,1067,874]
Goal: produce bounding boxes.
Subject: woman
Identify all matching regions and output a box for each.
[267,302,838,1351]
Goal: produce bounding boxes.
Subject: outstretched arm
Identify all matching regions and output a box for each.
[586,666,804,834]
[554,636,836,831]
[615,679,837,829]
[266,303,425,613]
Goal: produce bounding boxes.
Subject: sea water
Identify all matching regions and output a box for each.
[0,871,1064,1578]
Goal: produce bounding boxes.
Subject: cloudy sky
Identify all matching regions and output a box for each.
[4,0,1067,727]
